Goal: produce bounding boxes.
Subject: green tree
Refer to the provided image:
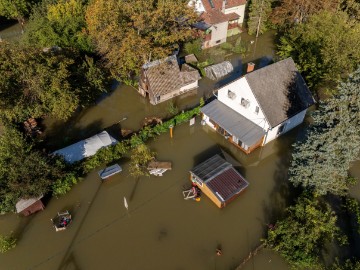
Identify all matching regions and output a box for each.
[0,127,63,213]
[22,0,93,52]
[289,68,360,196]
[0,234,16,253]
[0,0,39,29]
[0,42,107,123]
[277,11,360,89]
[86,0,198,83]
[264,195,345,269]
[247,0,273,37]
[129,142,155,178]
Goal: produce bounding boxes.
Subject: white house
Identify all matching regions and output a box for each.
[201,58,315,154]
[189,0,247,48]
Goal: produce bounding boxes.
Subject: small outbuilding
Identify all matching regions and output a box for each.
[16,195,45,216]
[190,154,249,208]
[53,131,117,164]
[204,61,234,80]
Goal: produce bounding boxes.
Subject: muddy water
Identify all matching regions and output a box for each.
[0,31,298,269]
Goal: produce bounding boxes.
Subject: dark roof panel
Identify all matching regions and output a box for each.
[190,154,231,182]
[207,167,249,201]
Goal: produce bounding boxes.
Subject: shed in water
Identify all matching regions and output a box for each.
[98,164,122,180]
[16,195,45,216]
[189,154,249,208]
[204,61,233,80]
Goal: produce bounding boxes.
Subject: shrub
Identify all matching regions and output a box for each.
[52,173,80,197]
[0,234,16,253]
[184,39,202,56]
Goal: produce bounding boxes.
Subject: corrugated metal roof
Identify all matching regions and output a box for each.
[191,154,231,182]
[207,167,248,202]
[201,100,266,146]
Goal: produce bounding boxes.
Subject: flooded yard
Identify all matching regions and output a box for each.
[0,30,297,269]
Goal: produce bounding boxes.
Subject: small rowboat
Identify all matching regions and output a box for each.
[51,211,72,232]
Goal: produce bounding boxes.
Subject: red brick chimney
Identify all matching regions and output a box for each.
[247,62,255,73]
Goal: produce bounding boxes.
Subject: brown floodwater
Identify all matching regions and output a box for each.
[0,30,311,270]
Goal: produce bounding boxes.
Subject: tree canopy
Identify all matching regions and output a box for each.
[271,0,339,27]
[265,195,344,269]
[86,0,198,82]
[0,127,62,213]
[289,68,360,196]
[247,0,272,36]
[0,0,39,26]
[22,0,93,52]
[277,11,360,89]
[0,42,107,123]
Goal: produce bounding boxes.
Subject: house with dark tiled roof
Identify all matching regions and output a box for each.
[190,154,249,208]
[189,0,247,48]
[138,55,201,105]
[201,58,315,154]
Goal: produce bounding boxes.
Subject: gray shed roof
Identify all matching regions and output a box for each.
[245,58,314,128]
[201,100,266,146]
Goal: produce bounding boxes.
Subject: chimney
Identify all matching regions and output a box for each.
[222,0,226,13]
[247,62,255,73]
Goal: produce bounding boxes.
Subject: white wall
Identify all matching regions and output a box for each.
[263,109,308,144]
[224,4,246,24]
[208,22,228,47]
[217,77,269,130]
[188,0,205,13]
[180,80,198,91]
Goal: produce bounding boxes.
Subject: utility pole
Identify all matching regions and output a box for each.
[256,0,264,38]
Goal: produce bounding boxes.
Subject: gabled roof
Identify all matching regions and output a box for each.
[201,0,246,12]
[245,58,315,127]
[16,195,43,213]
[198,0,246,25]
[142,55,200,97]
[190,154,249,202]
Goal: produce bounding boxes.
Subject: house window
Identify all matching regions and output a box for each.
[240,98,250,108]
[277,124,286,135]
[216,40,221,44]
[227,90,236,100]
[156,95,161,102]
[255,106,259,114]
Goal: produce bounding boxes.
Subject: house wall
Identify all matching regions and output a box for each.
[180,80,198,91]
[217,77,270,130]
[263,109,307,144]
[20,200,45,216]
[224,4,246,24]
[207,22,228,48]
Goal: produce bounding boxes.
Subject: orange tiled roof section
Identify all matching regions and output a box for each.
[201,0,246,12]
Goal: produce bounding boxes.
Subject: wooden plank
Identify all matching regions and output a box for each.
[147,160,172,170]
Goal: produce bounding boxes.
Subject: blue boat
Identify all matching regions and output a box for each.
[98,164,122,180]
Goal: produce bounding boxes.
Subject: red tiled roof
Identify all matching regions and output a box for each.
[226,12,240,21]
[200,9,229,24]
[206,167,249,202]
[201,0,246,13]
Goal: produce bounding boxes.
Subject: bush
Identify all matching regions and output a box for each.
[184,39,202,56]
[52,173,80,197]
[0,235,16,253]
[220,42,234,51]
[232,37,248,55]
